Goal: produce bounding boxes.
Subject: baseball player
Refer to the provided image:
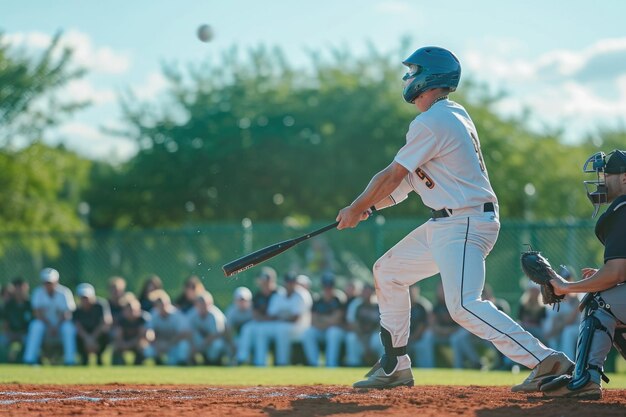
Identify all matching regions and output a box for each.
[144,289,191,365]
[336,46,573,389]
[540,149,626,399]
[254,273,312,366]
[187,291,227,365]
[23,268,77,365]
[301,273,346,367]
[73,283,112,365]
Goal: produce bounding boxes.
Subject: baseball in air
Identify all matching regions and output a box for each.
[197,24,214,42]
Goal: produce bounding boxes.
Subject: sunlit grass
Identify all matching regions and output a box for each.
[1,365,626,388]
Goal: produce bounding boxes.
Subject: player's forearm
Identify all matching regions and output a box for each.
[350,163,406,212]
[566,260,626,293]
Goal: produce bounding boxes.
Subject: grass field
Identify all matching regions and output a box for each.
[2,364,626,388]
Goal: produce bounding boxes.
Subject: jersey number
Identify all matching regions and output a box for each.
[415,168,435,189]
[470,132,486,172]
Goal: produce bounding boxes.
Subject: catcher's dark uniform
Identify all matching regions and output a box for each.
[577,194,626,383]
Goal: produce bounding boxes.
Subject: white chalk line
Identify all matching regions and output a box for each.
[0,386,355,405]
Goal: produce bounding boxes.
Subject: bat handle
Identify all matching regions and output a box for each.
[294,221,339,244]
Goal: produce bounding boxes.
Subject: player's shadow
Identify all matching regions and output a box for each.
[476,397,625,417]
[263,394,388,417]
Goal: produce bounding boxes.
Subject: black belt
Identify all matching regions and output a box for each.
[431,202,495,219]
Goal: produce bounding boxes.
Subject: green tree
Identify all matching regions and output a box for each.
[93,45,603,228]
[0,32,91,257]
[0,31,87,145]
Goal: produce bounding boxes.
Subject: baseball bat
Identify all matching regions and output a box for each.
[222,221,339,277]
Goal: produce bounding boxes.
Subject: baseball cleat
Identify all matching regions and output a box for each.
[511,352,574,393]
[542,381,602,400]
[353,363,414,389]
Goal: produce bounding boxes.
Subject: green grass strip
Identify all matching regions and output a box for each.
[1,365,626,388]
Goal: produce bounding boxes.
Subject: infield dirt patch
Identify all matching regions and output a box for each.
[2,384,626,416]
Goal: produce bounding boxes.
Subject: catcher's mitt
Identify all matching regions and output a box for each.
[520,249,565,308]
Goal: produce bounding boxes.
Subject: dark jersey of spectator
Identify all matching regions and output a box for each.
[3,298,32,333]
[518,303,546,327]
[253,290,277,315]
[139,297,153,314]
[118,311,151,340]
[409,300,429,334]
[73,298,111,333]
[108,299,125,326]
[433,302,457,329]
[355,302,380,333]
[312,294,345,316]
[174,297,195,314]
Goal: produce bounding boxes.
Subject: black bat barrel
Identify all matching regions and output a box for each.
[222,239,297,277]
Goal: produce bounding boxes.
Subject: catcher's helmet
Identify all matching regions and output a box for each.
[402,46,461,103]
[582,149,626,217]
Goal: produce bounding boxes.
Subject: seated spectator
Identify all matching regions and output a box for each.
[518,282,546,340]
[145,290,191,366]
[224,287,253,364]
[344,278,363,308]
[138,275,163,313]
[344,284,383,367]
[418,282,462,368]
[235,267,280,365]
[73,283,112,365]
[302,273,346,367]
[175,275,206,314]
[111,295,151,365]
[188,292,227,365]
[407,284,433,368]
[1,278,32,363]
[254,273,312,366]
[107,276,127,327]
[23,268,77,365]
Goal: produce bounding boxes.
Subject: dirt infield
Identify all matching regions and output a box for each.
[2,384,626,416]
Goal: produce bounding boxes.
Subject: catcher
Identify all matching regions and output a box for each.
[521,149,626,400]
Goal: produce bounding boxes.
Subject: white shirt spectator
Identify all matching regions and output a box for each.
[148,306,190,341]
[188,305,226,336]
[31,284,76,327]
[267,286,312,329]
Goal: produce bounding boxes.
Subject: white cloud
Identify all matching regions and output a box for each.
[132,72,169,100]
[465,37,626,82]
[463,37,626,141]
[62,79,116,105]
[55,121,137,162]
[4,30,131,74]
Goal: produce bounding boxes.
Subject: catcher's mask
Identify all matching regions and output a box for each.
[583,149,626,217]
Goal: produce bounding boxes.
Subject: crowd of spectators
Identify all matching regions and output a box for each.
[0,264,582,368]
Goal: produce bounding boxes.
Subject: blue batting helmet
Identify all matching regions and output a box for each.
[402,46,461,103]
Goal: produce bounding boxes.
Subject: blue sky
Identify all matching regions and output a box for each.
[3,0,626,160]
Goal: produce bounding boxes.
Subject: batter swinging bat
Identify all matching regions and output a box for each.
[222,221,339,277]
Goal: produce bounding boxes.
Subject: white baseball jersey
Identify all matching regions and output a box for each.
[31,284,76,327]
[148,306,190,341]
[187,305,226,336]
[391,99,497,211]
[267,287,312,328]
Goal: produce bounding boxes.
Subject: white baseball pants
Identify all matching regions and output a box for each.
[373,208,553,369]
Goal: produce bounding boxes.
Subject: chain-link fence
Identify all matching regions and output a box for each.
[0,216,599,310]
